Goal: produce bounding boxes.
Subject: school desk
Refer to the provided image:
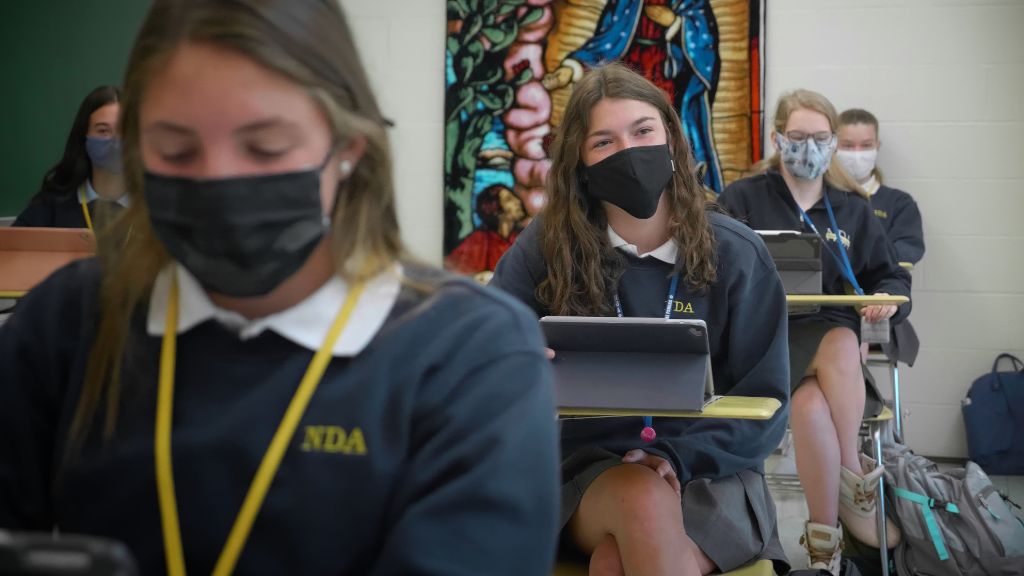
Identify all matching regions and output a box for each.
[0,228,95,299]
[899,261,914,270]
[558,395,781,420]
[785,294,909,307]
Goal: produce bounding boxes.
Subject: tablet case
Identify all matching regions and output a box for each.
[540,317,713,414]
[757,231,822,315]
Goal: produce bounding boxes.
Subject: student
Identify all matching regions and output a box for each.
[837,108,925,265]
[0,1,559,574]
[14,85,127,230]
[719,90,911,574]
[492,63,790,576]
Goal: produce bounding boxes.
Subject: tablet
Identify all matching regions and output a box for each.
[540,316,715,415]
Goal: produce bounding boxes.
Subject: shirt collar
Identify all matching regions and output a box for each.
[81,181,130,207]
[146,262,402,357]
[607,226,678,265]
[862,175,881,196]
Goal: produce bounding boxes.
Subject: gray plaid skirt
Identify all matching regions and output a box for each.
[559,446,790,574]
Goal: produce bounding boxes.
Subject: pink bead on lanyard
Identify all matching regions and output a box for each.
[612,274,680,443]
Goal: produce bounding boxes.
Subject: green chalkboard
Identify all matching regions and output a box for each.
[0,0,149,217]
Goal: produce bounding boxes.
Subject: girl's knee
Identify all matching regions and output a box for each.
[597,464,681,528]
[818,327,862,374]
[792,381,829,415]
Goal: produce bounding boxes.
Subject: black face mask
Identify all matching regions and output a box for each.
[583,144,675,219]
[144,163,331,297]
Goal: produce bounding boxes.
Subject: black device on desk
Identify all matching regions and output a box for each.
[540,317,714,415]
[757,231,822,314]
[0,531,137,576]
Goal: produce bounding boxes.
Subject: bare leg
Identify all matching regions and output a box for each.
[791,379,841,526]
[792,326,868,525]
[569,463,711,576]
[809,328,866,475]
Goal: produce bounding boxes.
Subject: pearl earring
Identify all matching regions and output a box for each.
[339,160,353,176]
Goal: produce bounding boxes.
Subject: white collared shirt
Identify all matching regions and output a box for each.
[146,262,402,357]
[607,226,679,265]
[82,180,131,208]
[861,175,881,196]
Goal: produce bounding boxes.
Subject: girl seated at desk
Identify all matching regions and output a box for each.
[837,108,925,266]
[492,63,790,576]
[0,0,559,573]
[719,89,912,574]
[14,85,127,231]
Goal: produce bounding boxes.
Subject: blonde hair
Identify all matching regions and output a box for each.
[72,0,403,449]
[838,108,885,185]
[753,89,866,198]
[539,63,716,316]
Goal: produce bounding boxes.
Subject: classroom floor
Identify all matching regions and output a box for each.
[765,451,1024,570]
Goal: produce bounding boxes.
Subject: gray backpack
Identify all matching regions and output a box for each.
[881,439,1024,575]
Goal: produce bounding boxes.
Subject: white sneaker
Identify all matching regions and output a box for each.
[839,454,902,548]
[800,521,843,575]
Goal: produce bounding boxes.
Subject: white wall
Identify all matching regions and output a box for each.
[339,0,447,264]
[342,0,1024,457]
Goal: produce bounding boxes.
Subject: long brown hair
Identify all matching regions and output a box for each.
[538,63,716,316]
[753,89,867,198]
[71,0,402,448]
[838,107,885,185]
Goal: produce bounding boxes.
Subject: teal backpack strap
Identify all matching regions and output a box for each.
[893,487,960,561]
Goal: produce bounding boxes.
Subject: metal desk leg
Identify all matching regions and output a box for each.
[892,363,902,438]
[873,424,890,576]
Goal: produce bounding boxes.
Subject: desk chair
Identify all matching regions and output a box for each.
[865,320,919,439]
[861,407,896,576]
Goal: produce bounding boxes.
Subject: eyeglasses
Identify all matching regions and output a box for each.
[784,131,835,145]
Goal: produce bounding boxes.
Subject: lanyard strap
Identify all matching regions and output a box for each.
[612,274,679,433]
[77,185,94,233]
[798,193,864,295]
[156,273,367,576]
[613,274,679,320]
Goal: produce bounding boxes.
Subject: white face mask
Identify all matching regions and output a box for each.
[836,149,877,182]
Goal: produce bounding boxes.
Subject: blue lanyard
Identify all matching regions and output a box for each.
[612,274,680,436]
[798,193,864,296]
[612,274,679,320]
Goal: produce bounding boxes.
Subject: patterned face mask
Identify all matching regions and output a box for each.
[775,132,836,181]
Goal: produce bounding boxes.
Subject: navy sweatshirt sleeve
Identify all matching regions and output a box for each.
[878,188,925,264]
[0,260,97,528]
[852,199,913,324]
[369,280,559,576]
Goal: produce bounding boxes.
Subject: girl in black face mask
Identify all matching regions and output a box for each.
[0,1,559,574]
[491,63,791,576]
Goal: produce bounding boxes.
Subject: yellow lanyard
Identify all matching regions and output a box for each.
[78,185,94,232]
[155,274,366,576]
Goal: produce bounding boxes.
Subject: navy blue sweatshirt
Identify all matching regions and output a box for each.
[491,211,790,486]
[13,193,90,228]
[719,171,912,333]
[869,185,925,265]
[0,259,559,575]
